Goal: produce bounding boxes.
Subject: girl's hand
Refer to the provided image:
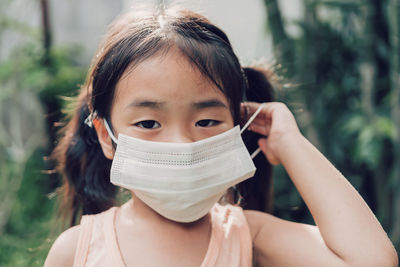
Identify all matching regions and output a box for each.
[241,102,302,165]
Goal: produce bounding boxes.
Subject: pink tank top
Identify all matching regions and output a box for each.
[73,203,253,267]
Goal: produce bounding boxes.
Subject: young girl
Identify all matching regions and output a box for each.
[44,6,397,267]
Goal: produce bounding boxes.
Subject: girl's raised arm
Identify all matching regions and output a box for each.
[243,102,398,267]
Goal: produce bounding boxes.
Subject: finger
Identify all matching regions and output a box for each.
[242,101,273,109]
[244,102,294,126]
[258,138,280,165]
[240,103,269,132]
[241,102,269,121]
[240,103,249,116]
[249,120,268,127]
[248,120,270,132]
[249,116,271,125]
[240,102,267,121]
[248,123,270,136]
[243,101,281,115]
[241,101,264,113]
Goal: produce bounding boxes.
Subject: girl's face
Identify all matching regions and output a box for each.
[98,48,234,159]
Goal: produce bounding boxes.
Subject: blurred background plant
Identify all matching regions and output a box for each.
[0,0,399,265]
[265,0,400,255]
[0,0,85,265]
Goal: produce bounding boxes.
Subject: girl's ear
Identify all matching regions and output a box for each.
[93,118,114,160]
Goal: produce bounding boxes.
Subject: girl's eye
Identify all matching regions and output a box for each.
[134,120,161,129]
[195,119,221,127]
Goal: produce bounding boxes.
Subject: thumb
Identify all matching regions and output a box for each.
[258,138,267,150]
[257,138,280,165]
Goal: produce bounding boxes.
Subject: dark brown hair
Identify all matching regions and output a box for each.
[53,6,274,226]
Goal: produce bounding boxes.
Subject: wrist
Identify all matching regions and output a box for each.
[268,131,305,163]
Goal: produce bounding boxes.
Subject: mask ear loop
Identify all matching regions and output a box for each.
[103,119,119,144]
[240,104,265,159]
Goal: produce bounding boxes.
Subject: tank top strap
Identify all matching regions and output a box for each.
[103,206,126,266]
[73,214,94,267]
[229,205,253,266]
[201,203,253,267]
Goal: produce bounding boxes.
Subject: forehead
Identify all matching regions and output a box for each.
[113,49,229,107]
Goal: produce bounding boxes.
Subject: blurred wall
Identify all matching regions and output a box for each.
[2,0,304,66]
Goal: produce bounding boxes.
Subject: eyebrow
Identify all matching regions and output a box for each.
[192,99,227,110]
[125,98,227,110]
[125,100,166,110]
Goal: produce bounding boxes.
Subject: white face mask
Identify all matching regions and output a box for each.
[104,104,264,223]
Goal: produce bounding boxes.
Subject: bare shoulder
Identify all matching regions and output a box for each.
[44,225,80,267]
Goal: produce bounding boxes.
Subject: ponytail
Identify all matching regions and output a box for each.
[238,67,275,213]
[52,91,117,226]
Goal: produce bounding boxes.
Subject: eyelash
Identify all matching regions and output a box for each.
[195,119,221,127]
[134,120,161,129]
[134,119,221,129]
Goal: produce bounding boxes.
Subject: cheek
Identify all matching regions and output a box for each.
[218,108,235,128]
[228,115,235,127]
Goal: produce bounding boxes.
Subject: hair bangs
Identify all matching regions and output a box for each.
[174,34,245,124]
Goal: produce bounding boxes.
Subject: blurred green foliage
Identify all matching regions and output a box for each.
[266,0,400,254]
[0,149,56,267]
[0,19,86,267]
